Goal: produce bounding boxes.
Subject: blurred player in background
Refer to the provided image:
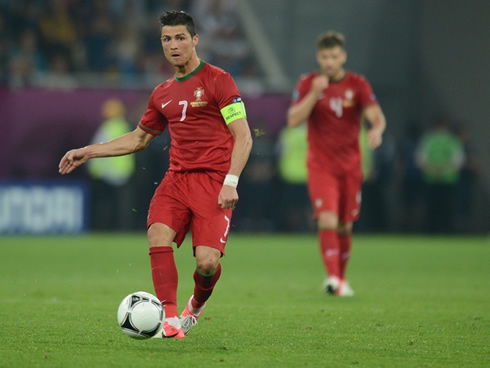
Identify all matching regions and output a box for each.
[287,31,386,296]
[59,10,252,337]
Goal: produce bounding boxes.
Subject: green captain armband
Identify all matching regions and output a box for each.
[220,98,247,125]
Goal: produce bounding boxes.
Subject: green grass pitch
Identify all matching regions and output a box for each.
[0,233,488,367]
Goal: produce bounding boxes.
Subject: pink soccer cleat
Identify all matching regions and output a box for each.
[179,295,206,335]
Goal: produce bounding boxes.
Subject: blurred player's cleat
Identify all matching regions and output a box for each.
[323,276,340,295]
[179,295,205,335]
[157,318,185,339]
[337,280,355,297]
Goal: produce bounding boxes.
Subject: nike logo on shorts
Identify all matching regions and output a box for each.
[220,215,231,244]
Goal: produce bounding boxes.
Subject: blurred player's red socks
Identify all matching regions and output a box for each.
[319,229,340,279]
[149,246,178,318]
[192,263,222,308]
[339,234,352,280]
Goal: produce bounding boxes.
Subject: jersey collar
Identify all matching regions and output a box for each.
[175,60,205,82]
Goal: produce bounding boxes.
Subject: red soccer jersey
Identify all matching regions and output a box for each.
[291,71,377,175]
[139,61,242,179]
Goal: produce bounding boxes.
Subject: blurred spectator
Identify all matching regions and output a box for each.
[114,27,141,83]
[416,116,465,233]
[38,0,78,61]
[112,0,147,83]
[277,124,313,232]
[190,0,249,76]
[87,98,136,231]
[209,18,249,76]
[84,2,116,74]
[8,29,46,88]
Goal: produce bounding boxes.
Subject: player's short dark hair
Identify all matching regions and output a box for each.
[159,10,197,37]
[317,31,345,50]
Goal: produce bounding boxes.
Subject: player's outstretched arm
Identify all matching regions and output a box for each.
[58,127,155,175]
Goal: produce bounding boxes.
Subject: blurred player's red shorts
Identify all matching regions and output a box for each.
[307,169,362,223]
[147,171,232,255]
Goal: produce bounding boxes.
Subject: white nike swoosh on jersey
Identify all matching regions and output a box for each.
[220,238,226,244]
[161,100,172,109]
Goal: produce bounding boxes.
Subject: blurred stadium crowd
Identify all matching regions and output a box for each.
[0,0,257,89]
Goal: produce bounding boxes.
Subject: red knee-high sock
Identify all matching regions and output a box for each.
[192,263,222,308]
[339,234,352,280]
[319,229,340,278]
[149,246,178,318]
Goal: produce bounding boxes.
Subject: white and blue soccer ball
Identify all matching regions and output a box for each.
[117,291,164,339]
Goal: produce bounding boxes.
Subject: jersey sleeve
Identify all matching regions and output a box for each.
[213,72,242,108]
[213,72,248,124]
[138,89,168,135]
[357,75,378,108]
[290,75,311,106]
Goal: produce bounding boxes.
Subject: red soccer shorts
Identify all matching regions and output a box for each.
[147,171,233,255]
[307,169,362,223]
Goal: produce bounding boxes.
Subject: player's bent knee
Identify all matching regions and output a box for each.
[195,246,221,275]
[147,222,176,247]
[196,255,220,275]
[196,260,219,276]
[318,211,339,230]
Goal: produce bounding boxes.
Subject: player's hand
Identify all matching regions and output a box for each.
[311,75,329,95]
[218,185,239,209]
[58,148,89,175]
[367,128,383,149]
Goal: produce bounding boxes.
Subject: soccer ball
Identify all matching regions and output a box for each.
[117,291,165,339]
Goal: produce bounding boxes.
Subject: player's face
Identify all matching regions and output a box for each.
[160,25,198,67]
[316,46,347,80]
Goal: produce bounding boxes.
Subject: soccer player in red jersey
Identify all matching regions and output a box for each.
[59,11,252,337]
[287,31,386,296]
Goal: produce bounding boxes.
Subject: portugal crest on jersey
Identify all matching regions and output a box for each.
[192,87,208,107]
[194,87,204,101]
[343,89,355,107]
